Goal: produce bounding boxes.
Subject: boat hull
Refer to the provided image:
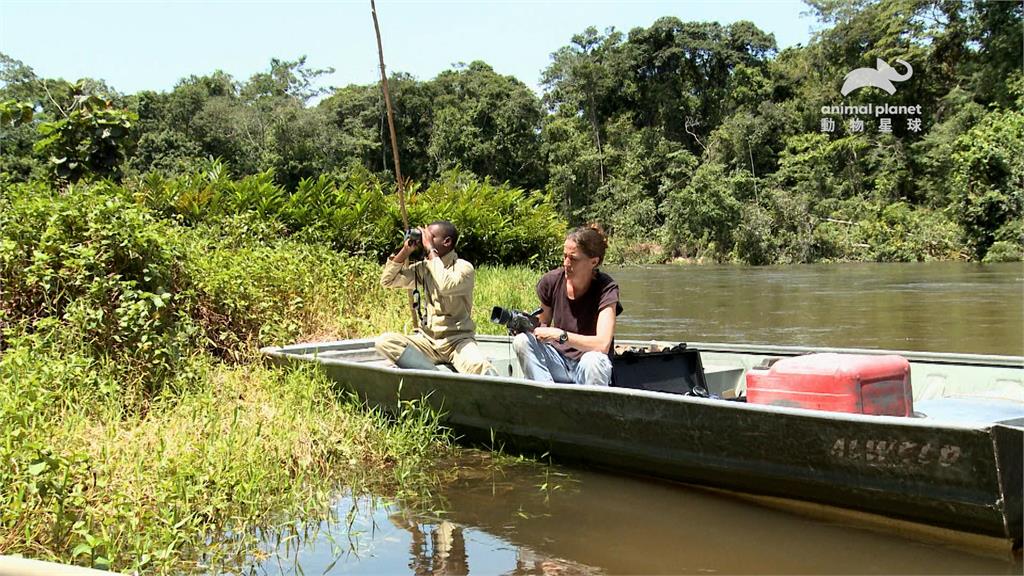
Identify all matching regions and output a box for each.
[262,337,1024,544]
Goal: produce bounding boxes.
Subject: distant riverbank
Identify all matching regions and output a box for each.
[605,238,1022,267]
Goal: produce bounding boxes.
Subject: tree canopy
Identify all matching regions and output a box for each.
[1,0,1020,263]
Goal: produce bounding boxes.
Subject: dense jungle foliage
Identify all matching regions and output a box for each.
[2,0,1021,264]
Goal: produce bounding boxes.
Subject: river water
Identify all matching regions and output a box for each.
[612,262,1023,356]
[255,262,1023,575]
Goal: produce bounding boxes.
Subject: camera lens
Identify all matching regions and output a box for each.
[490,306,510,324]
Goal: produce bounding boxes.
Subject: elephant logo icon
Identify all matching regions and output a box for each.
[841,59,913,96]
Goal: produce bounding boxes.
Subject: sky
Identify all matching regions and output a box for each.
[0,1,821,96]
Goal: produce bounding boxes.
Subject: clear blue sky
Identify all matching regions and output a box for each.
[1,1,820,95]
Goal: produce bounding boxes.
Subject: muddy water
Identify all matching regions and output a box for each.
[255,262,1022,574]
[254,454,1018,575]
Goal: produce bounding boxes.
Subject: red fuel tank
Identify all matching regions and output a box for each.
[745,353,913,416]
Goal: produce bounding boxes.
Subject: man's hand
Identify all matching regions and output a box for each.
[419,226,435,256]
[394,233,416,262]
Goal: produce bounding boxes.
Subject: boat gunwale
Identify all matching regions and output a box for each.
[265,335,1024,368]
[260,338,1023,431]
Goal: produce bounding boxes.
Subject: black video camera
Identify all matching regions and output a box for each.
[404,228,422,246]
[490,306,542,335]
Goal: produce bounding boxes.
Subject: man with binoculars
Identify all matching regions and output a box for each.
[374,220,496,375]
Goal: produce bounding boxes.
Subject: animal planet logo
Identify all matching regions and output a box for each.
[840,58,913,96]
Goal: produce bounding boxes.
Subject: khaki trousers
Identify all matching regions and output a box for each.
[374,331,494,375]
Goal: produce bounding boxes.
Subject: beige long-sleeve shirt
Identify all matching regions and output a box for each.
[380,250,477,341]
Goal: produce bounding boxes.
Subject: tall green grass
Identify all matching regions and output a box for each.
[474,265,545,335]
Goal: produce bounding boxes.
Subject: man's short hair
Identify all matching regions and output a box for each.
[429,220,458,245]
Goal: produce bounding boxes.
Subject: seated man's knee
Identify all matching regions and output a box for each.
[451,340,495,376]
[374,332,406,362]
[461,358,494,376]
[577,352,612,386]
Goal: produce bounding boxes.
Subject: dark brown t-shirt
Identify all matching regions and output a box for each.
[536,268,623,360]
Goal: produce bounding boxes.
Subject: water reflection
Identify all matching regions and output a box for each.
[386,512,599,576]
[388,515,469,575]
[249,501,603,575]
[252,452,1018,575]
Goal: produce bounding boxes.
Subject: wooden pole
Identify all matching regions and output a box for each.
[370,0,409,231]
[370,0,417,329]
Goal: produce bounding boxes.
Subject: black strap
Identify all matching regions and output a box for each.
[412,265,425,328]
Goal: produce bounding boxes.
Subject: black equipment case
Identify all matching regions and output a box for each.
[610,343,708,397]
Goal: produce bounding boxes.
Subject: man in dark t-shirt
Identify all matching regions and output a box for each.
[512,225,622,386]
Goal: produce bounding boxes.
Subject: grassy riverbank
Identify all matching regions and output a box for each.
[1,356,455,573]
[0,180,542,573]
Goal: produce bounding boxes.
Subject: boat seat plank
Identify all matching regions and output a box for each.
[915,397,1024,426]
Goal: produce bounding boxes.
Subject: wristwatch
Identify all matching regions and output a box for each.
[558,330,569,344]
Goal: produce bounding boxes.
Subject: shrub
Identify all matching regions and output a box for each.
[661,162,742,261]
[33,86,137,185]
[982,240,1022,263]
[133,165,565,266]
[604,240,666,265]
[414,171,564,267]
[820,199,962,262]
[0,181,195,391]
[734,202,781,265]
[950,109,1024,260]
[180,231,386,359]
